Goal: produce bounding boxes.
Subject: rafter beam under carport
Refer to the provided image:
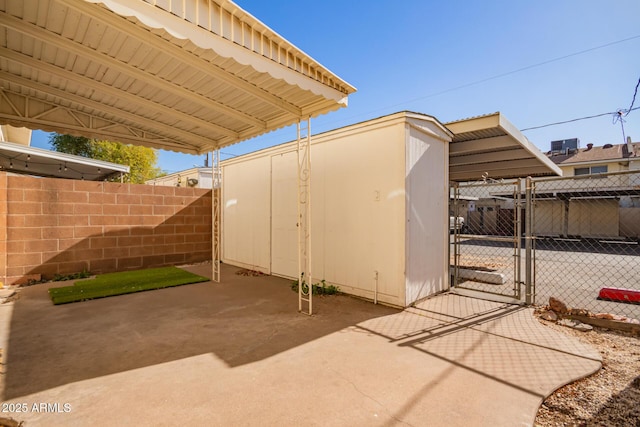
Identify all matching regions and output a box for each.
[1,14,244,140]
[0,50,239,147]
[449,135,515,155]
[58,0,279,127]
[69,0,304,116]
[0,89,196,151]
[0,71,213,150]
[449,148,534,166]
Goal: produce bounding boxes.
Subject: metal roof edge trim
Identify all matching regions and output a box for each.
[0,140,130,173]
[403,111,454,142]
[444,112,500,127]
[90,0,356,101]
[406,121,451,144]
[222,0,357,94]
[497,114,563,176]
[221,111,452,166]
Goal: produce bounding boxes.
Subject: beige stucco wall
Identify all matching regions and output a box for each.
[559,161,626,177]
[221,113,451,307]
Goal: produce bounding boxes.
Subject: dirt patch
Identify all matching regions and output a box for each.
[234,269,266,277]
[0,417,24,427]
[534,316,640,426]
[450,254,509,271]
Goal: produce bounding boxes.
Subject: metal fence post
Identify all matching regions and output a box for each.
[525,176,533,305]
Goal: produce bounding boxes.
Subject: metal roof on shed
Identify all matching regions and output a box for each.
[446,112,563,182]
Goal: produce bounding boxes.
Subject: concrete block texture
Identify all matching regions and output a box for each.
[0,173,213,284]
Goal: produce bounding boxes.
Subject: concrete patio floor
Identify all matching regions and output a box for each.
[0,264,601,426]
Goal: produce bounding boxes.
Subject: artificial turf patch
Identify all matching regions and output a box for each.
[48,266,209,305]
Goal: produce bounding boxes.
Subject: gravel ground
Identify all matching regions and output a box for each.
[534,315,640,427]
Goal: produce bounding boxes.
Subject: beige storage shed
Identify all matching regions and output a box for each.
[222,112,452,307]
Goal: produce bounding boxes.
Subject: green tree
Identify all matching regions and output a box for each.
[48,134,94,157]
[48,134,163,184]
[93,140,162,184]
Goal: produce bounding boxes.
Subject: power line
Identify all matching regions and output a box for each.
[219,35,640,151]
[396,34,640,109]
[310,33,640,134]
[624,77,640,116]
[520,106,640,132]
[220,151,239,158]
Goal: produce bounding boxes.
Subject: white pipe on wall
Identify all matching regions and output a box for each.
[374,270,379,304]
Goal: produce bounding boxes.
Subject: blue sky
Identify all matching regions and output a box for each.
[31,0,640,173]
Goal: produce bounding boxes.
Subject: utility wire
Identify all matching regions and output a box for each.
[225,35,640,151]
[520,107,640,131]
[220,151,239,158]
[522,76,640,132]
[392,34,640,110]
[624,77,640,116]
[308,33,640,135]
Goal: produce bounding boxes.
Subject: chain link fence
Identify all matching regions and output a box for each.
[531,170,640,320]
[451,170,640,321]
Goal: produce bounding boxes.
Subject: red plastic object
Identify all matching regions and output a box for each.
[598,287,640,304]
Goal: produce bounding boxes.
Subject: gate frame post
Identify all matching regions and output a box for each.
[525,176,533,304]
[450,182,460,289]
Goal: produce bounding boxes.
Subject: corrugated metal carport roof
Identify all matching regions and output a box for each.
[0,0,356,154]
[446,112,562,182]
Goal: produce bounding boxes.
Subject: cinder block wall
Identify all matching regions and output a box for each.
[0,172,213,285]
[0,173,7,285]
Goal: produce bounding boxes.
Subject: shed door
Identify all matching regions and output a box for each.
[568,199,619,238]
[271,152,298,278]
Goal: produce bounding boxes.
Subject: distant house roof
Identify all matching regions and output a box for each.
[146,167,212,187]
[548,142,639,166]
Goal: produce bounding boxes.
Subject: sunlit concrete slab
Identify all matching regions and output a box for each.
[0,265,600,426]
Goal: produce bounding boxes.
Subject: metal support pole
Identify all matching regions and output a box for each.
[212,149,221,283]
[525,176,533,304]
[514,179,522,299]
[297,118,312,315]
[451,183,460,289]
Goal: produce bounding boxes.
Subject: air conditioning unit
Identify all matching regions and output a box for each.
[551,138,580,153]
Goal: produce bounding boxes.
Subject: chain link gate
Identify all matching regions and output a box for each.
[450,179,531,304]
[450,171,639,322]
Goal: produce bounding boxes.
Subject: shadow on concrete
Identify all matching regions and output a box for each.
[3,263,397,400]
[353,294,603,425]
